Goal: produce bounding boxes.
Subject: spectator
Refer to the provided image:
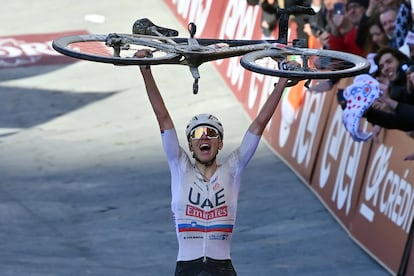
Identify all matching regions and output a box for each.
[245,0,278,38]
[364,66,414,132]
[341,70,414,147]
[259,0,279,38]
[341,48,413,141]
[304,0,331,49]
[379,7,399,47]
[366,100,414,131]
[356,0,401,51]
[379,65,414,109]
[371,65,414,160]
[362,17,391,73]
[307,0,324,31]
[309,0,343,36]
[373,46,412,100]
[325,0,368,56]
[362,16,390,54]
[288,0,313,42]
[341,49,414,143]
[309,0,367,92]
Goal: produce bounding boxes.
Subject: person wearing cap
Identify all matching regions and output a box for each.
[308,0,367,92]
[136,50,289,275]
[327,0,368,56]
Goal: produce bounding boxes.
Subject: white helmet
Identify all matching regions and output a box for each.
[186,113,224,140]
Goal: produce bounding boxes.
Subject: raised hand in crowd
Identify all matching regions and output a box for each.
[328,0,368,54]
[364,0,379,16]
[315,30,330,47]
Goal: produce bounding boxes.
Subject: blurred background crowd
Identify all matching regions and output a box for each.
[249,0,414,157]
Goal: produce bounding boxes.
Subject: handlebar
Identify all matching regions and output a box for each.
[276,6,316,45]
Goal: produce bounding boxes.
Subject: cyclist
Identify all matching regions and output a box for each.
[137,50,288,276]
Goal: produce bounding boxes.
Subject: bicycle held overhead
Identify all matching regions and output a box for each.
[52,5,370,94]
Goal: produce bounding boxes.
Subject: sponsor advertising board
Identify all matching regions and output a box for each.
[0,30,88,68]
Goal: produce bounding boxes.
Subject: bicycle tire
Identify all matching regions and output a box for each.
[240,48,370,79]
[52,33,182,65]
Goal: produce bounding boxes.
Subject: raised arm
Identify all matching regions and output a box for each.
[248,77,288,135]
[139,66,174,131]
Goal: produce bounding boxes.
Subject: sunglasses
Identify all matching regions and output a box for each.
[190,126,220,140]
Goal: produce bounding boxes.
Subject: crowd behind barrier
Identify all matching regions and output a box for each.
[165,0,414,274]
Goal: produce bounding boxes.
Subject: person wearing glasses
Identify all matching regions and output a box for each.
[137,50,288,276]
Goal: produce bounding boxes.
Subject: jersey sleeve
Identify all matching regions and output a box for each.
[239,131,261,168]
[161,128,191,174]
[227,131,261,174]
[161,128,181,161]
[161,129,192,196]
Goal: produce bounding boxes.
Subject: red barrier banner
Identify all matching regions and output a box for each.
[271,84,335,182]
[404,242,414,275]
[351,130,414,274]
[0,30,88,68]
[310,98,373,228]
[163,0,262,40]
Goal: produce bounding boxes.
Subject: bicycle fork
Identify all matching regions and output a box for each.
[190,67,200,94]
[187,22,201,94]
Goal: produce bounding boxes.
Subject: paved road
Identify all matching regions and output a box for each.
[0,1,390,275]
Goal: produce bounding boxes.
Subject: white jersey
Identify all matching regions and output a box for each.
[161,128,260,261]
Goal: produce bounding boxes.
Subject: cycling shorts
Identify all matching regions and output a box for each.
[174,257,237,276]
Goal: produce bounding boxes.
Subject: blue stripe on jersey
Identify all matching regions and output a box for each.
[178,223,233,233]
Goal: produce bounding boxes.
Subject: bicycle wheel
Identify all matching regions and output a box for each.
[52,33,182,65]
[240,48,370,79]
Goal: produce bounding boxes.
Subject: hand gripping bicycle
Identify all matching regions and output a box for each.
[52,6,370,94]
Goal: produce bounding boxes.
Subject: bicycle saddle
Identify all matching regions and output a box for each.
[132,18,179,37]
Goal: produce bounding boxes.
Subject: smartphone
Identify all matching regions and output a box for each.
[333,2,346,15]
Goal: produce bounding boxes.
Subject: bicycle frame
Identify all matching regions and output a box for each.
[107,34,295,66]
[105,32,308,93]
[103,5,316,93]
